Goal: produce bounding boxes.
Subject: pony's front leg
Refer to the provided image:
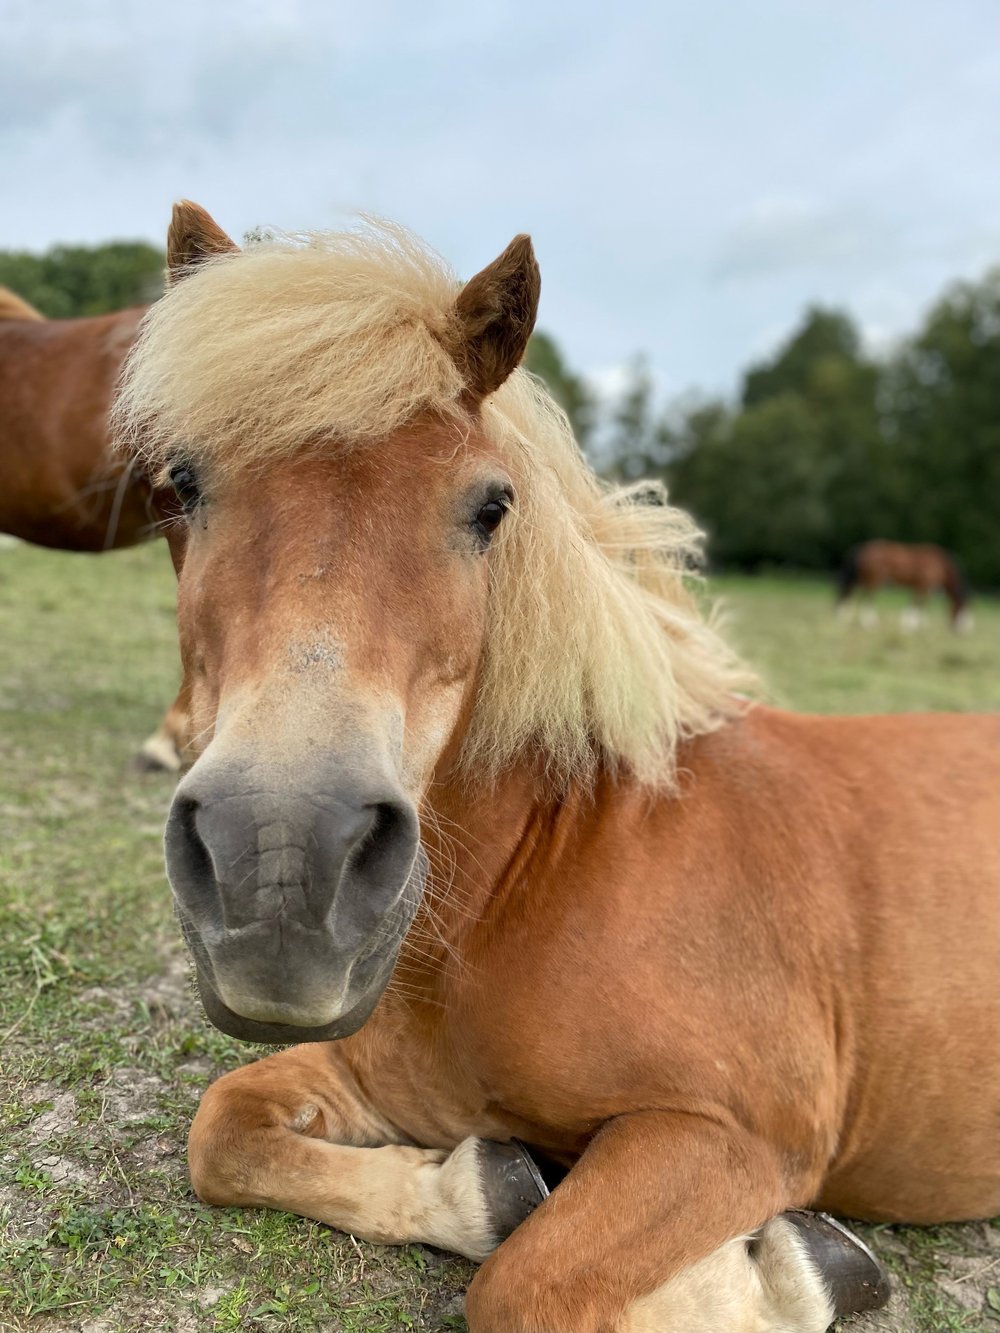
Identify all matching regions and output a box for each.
[134,679,193,772]
[466,1111,835,1333]
[187,1044,536,1261]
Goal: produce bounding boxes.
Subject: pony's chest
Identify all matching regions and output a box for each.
[347,1022,532,1149]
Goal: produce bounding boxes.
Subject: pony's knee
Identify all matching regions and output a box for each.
[187,1066,302,1207]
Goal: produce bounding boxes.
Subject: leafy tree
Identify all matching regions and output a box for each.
[668,308,883,570]
[741,307,862,407]
[0,242,165,317]
[524,331,596,451]
[669,396,832,568]
[602,356,678,480]
[879,269,1000,584]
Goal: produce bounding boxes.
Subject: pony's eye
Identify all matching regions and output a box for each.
[473,495,511,543]
[169,464,201,515]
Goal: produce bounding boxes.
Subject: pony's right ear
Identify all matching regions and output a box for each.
[451,235,541,402]
[166,201,239,285]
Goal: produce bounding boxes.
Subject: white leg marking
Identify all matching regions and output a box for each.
[954,609,974,634]
[249,1136,498,1261]
[620,1218,834,1333]
[138,729,184,772]
[859,606,879,630]
[900,606,923,633]
[420,1136,501,1261]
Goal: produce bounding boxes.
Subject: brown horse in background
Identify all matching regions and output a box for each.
[114,203,999,1333]
[837,539,971,631]
[0,287,189,769]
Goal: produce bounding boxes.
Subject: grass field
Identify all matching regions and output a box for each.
[1,541,998,1333]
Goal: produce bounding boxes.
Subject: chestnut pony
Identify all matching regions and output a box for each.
[114,203,999,1333]
[0,287,189,770]
[837,539,971,632]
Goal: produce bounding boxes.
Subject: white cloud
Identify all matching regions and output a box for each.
[711,196,900,282]
[1,0,997,394]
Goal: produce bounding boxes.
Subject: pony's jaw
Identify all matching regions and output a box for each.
[180,890,418,1045]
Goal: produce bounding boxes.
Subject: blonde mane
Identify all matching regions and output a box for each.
[0,287,45,321]
[114,222,752,788]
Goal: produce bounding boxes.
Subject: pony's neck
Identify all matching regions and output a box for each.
[402,757,565,981]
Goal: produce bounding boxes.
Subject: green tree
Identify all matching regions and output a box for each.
[741,307,861,407]
[601,357,677,480]
[0,241,165,317]
[670,307,886,571]
[880,269,1000,584]
[669,396,832,568]
[524,331,596,451]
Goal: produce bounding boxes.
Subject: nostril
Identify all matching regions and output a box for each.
[165,793,216,900]
[349,801,418,904]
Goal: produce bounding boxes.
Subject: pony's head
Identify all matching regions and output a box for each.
[115,202,748,1044]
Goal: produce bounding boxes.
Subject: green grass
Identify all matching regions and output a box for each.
[711,572,999,715]
[0,543,997,1332]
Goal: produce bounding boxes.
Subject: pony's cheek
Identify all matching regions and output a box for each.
[401,677,472,793]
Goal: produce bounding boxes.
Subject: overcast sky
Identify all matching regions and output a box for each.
[3,0,997,398]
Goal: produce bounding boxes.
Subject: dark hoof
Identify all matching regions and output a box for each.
[476,1139,549,1242]
[784,1211,891,1319]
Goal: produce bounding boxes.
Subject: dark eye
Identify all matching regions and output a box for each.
[169,464,201,515]
[473,494,511,544]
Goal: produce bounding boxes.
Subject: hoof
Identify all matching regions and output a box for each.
[475,1139,549,1242]
[784,1211,890,1318]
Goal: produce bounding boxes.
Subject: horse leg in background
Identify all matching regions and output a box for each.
[900,591,927,633]
[133,677,192,773]
[835,596,856,625]
[858,595,880,630]
[835,549,858,623]
[187,1044,540,1263]
[466,1112,843,1333]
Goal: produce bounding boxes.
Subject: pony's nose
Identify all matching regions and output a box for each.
[165,774,419,938]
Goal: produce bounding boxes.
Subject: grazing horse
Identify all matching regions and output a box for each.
[114,202,999,1333]
[0,287,190,769]
[837,539,971,632]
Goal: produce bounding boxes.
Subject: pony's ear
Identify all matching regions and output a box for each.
[452,235,540,400]
[166,201,239,285]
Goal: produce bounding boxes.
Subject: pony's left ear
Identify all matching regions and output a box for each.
[452,235,540,400]
[166,201,239,285]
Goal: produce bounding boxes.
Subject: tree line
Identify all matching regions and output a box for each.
[1,240,996,585]
[527,269,1000,588]
[0,242,164,318]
